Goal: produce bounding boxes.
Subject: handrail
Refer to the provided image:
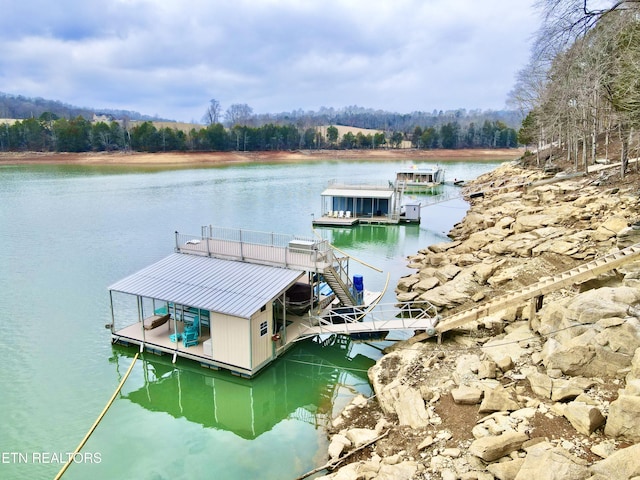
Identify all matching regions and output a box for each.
[312,228,383,273]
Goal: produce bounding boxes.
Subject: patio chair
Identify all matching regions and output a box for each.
[182,315,200,347]
[345,211,351,218]
[182,328,198,347]
[338,211,344,218]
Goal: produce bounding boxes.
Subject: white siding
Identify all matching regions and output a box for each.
[251,307,273,369]
[211,312,250,370]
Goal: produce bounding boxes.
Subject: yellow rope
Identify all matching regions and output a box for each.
[54,352,139,479]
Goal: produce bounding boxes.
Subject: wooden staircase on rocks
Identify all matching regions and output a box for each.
[433,242,640,338]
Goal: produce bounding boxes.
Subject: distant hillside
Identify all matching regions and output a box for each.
[0,92,172,122]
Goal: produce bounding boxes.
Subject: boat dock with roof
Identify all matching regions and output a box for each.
[312,180,421,226]
[108,226,438,377]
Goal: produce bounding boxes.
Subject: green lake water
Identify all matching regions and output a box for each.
[0,158,503,479]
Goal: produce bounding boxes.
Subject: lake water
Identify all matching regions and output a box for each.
[0,158,503,479]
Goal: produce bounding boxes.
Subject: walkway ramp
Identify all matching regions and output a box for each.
[295,302,438,340]
[435,242,640,336]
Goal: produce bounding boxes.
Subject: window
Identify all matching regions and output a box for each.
[259,321,268,336]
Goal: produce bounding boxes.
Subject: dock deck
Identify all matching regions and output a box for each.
[176,230,334,271]
[112,313,312,374]
[312,214,397,226]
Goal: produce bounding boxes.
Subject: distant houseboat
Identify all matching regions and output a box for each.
[108,226,381,377]
[395,165,445,193]
[312,180,421,226]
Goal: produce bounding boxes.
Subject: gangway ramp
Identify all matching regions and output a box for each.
[435,242,640,337]
[295,302,439,340]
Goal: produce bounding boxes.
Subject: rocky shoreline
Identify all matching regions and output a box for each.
[310,162,640,480]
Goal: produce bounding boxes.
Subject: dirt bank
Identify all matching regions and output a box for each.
[0,148,524,167]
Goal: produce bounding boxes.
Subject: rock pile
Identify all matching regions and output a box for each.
[312,163,640,480]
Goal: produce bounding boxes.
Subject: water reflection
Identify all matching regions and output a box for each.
[110,336,376,440]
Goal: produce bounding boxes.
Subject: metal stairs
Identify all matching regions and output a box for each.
[323,266,356,306]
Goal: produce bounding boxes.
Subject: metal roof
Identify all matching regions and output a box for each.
[108,253,304,318]
[321,187,394,199]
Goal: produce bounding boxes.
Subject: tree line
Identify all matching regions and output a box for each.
[0,113,518,153]
[510,0,640,178]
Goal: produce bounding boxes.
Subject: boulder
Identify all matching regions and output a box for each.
[345,427,378,448]
[376,461,418,480]
[562,401,606,435]
[617,224,640,249]
[327,434,351,460]
[413,276,439,293]
[482,322,532,363]
[392,383,430,428]
[604,394,640,441]
[479,384,521,413]
[434,263,462,283]
[478,360,497,379]
[551,377,596,402]
[592,216,629,241]
[451,386,483,405]
[590,443,640,479]
[487,458,525,480]
[469,431,528,462]
[526,371,553,399]
[396,275,419,292]
[514,442,589,480]
[513,214,558,233]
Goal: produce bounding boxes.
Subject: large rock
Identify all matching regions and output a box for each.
[487,458,525,480]
[345,428,378,448]
[376,461,418,480]
[479,384,521,413]
[327,434,351,460]
[469,431,528,461]
[482,322,532,363]
[514,442,589,480]
[451,385,483,405]
[537,287,640,376]
[562,401,606,435]
[592,216,629,241]
[412,276,439,293]
[396,274,419,292]
[527,371,553,399]
[392,383,430,428]
[617,224,640,249]
[590,443,640,479]
[604,394,640,441]
[551,376,596,402]
[513,214,559,233]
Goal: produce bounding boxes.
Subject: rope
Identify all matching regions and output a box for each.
[54,353,139,479]
[312,228,383,273]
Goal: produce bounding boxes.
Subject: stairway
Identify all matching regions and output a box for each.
[435,242,640,335]
[323,266,356,306]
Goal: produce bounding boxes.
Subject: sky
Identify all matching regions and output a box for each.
[0,0,540,123]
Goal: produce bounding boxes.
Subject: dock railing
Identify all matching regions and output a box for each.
[174,226,334,270]
[297,300,439,339]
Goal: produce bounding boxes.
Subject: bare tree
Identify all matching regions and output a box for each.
[202,99,222,125]
[224,103,254,127]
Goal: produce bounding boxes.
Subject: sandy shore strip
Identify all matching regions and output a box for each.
[0,149,524,167]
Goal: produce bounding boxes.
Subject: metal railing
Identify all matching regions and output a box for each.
[299,300,439,338]
[174,226,336,270]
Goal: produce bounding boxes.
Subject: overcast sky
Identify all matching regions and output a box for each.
[0,0,539,123]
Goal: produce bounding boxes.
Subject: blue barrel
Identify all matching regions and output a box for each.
[353,275,364,292]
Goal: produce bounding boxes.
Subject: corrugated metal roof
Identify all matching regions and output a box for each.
[109,253,304,318]
[321,187,394,199]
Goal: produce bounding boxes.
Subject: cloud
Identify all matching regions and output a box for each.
[0,0,539,122]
